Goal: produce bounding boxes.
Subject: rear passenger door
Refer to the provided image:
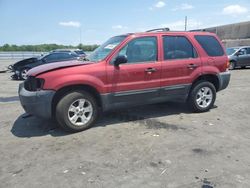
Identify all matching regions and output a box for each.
[160,35,201,98]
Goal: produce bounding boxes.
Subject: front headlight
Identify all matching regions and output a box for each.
[24,77,45,91]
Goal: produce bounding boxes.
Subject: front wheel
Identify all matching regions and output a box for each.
[229,61,235,70]
[56,91,98,132]
[188,81,216,113]
[19,68,30,80]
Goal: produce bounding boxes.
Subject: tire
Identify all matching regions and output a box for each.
[241,66,246,69]
[56,91,98,132]
[229,61,236,70]
[188,81,216,113]
[19,68,30,80]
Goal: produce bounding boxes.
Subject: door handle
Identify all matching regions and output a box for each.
[145,68,157,73]
[187,64,198,69]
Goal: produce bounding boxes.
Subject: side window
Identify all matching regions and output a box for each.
[44,54,59,62]
[195,35,224,57]
[58,53,74,60]
[247,48,250,55]
[116,37,157,64]
[237,48,247,56]
[163,36,197,60]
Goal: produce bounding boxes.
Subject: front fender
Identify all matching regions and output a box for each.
[229,56,237,62]
[40,74,106,93]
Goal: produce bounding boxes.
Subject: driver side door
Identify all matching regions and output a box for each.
[106,36,161,106]
[237,48,248,66]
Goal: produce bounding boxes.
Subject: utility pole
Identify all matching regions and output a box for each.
[185,16,187,31]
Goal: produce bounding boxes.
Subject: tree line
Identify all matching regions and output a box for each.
[0,43,99,52]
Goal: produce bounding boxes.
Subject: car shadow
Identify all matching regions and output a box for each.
[11,102,209,138]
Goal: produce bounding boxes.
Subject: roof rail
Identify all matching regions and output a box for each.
[189,29,207,32]
[146,28,170,32]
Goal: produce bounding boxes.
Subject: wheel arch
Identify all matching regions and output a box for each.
[230,59,237,67]
[51,84,102,117]
[191,74,220,92]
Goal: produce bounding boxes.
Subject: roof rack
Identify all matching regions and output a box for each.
[189,29,207,32]
[146,28,170,32]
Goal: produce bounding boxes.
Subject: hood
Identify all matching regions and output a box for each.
[28,60,93,77]
[13,57,38,67]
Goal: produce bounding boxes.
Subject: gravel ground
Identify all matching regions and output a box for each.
[0,60,250,188]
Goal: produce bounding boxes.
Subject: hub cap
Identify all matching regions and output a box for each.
[68,99,93,126]
[21,69,28,80]
[229,63,234,70]
[196,87,213,108]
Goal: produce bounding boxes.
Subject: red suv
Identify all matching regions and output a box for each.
[19,29,230,132]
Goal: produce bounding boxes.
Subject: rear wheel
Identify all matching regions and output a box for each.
[56,91,98,132]
[188,81,216,113]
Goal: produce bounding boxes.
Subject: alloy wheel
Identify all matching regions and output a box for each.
[67,99,93,126]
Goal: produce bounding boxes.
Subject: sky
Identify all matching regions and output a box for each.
[0,0,250,45]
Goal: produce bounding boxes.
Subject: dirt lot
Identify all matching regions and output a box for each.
[0,60,250,188]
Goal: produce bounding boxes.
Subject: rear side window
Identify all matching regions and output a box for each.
[163,36,197,60]
[195,35,224,57]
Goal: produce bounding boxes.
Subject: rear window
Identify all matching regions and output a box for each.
[195,35,224,57]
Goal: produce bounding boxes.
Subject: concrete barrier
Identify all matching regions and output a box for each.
[203,21,250,48]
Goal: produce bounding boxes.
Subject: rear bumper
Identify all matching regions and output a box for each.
[217,71,231,91]
[18,83,55,119]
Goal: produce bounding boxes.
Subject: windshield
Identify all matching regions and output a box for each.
[226,48,239,55]
[37,53,49,60]
[87,36,127,62]
[75,50,85,55]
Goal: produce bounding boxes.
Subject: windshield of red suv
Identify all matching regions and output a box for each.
[87,36,127,62]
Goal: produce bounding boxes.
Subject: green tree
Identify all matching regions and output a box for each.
[0,44,99,52]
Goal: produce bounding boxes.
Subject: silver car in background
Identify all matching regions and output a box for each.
[227,46,250,70]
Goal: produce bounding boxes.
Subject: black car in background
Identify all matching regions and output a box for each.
[51,49,87,59]
[9,52,79,80]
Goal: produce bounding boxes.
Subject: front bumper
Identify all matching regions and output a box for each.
[217,71,231,91]
[18,83,55,119]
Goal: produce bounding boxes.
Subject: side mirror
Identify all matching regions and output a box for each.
[114,55,128,66]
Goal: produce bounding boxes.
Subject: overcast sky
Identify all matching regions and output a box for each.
[0,0,250,45]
